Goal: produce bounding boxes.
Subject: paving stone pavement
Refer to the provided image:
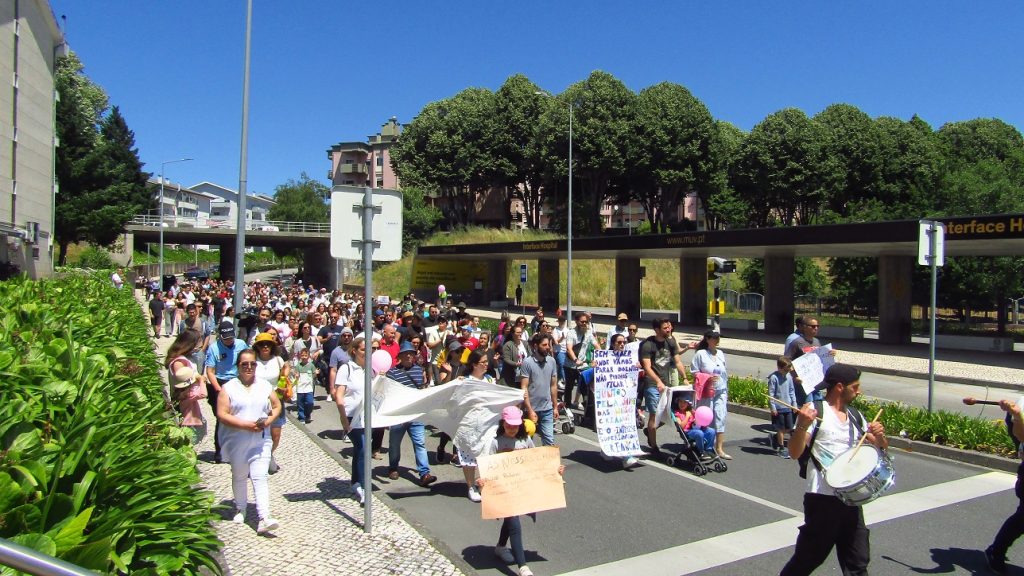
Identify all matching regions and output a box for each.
[145,312,465,576]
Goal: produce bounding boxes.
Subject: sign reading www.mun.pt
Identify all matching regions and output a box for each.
[593,350,643,457]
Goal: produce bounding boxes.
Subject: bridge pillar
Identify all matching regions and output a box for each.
[538,259,560,312]
[878,255,913,344]
[764,256,795,335]
[615,257,641,322]
[485,260,508,305]
[679,257,708,329]
[218,241,238,280]
[302,245,334,289]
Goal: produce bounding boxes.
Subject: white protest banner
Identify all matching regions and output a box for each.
[790,344,834,396]
[477,446,566,519]
[592,349,643,457]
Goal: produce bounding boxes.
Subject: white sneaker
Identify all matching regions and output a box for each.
[256,517,279,534]
[519,566,534,576]
[231,510,244,524]
[623,456,640,469]
[494,546,515,564]
[467,485,482,502]
[343,434,352,444]
[352,484,365,505]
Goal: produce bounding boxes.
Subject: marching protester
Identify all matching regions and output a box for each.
[985,397,1024,573]
[166,330,207,444]
[253,332,289,473]
[780,364,887,576]
[205,320,250,464]
[639,318,692,456]
[784,315,838,407]
[216,349,282,534]
[768,356,797,458]
[479,405,565,576]
[334,336,370,505]
[520,333,559,447]
[691,330,731,460]
[386,342,437,487]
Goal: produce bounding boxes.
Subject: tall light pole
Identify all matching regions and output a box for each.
[536,90,574,320]
[159,157,193,286]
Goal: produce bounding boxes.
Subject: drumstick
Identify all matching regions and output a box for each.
[762,394,822,422]
[851,408,883,459]
[963,397,1002,407]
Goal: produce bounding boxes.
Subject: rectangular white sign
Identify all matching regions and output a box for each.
[330,186,403,261]
[592,349,643,457]
[918,220,945,267]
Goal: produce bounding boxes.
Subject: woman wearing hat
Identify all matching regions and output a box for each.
[254,332,289,473]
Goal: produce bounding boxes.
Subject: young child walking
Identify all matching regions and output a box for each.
[767,356,797,458]
[292,348,318,424]
[480,406,564,576]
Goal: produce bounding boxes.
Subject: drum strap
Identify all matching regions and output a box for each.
[798,400,866,479]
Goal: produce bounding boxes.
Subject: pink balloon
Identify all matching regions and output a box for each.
[437,284,446,293]
[694,406,714,428]
[371,349,393,375]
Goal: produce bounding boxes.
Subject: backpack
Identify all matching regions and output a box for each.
[797,399,866,479]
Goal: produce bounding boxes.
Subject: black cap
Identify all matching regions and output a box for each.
[218,320,236,339]
[814,364,861,391]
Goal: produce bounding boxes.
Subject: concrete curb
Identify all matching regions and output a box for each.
[727,402,1020,474]
[720,346,1024,392]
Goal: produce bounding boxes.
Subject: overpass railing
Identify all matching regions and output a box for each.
[129,215,330,233]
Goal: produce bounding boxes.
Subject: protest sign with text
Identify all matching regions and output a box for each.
[477,446,566,519]
[790,344,835,395]
[592,349,644,457]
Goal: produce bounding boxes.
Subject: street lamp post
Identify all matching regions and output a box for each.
[567,102,573,322]
[159,158,193,286]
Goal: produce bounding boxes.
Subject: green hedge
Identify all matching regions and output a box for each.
[730,376,1017,458]
[0,273,221,574]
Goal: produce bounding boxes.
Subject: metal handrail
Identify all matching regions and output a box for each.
[129,215,330,233]
[0,537,95,576]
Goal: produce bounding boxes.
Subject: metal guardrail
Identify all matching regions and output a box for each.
[0,537,95,576]
[129,215,330,233]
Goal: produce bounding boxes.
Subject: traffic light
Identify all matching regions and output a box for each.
[707,257,737,277]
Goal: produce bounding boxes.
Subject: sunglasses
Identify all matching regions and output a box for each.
[239,361,257,369]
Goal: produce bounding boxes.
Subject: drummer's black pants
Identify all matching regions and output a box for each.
[991,460,1024,556]
[780,493,869,576]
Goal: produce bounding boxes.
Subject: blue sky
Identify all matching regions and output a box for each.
[50,1,1024,198]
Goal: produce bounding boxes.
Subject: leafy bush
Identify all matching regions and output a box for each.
[72,245,115,269]
[729,376,1016,457]
[0,273,222,574]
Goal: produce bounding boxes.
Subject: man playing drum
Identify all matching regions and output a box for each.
[780,364,889,576]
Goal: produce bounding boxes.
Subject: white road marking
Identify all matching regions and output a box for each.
[555,470,1015,576]
[563,432,802,516]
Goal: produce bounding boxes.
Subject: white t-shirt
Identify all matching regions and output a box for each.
[806,403,862,495]
[255,355,284,386]
[337,361,366,428]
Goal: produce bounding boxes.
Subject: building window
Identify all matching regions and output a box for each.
[376,156,383,167]
[376,179,384,188]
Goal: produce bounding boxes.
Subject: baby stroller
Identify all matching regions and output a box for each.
[661,387,728,476]
[554,401,576,435]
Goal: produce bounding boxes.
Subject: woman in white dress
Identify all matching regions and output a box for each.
[216,348,282,534]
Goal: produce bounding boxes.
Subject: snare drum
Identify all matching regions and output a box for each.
[824,445,895,506]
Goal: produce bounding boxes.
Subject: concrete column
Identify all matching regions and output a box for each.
[538,259,560,312]
[764,256,795,335]
[302,245,334,289]
[679,257,708,329]
[878,255,913,344]
[485,260,508,305]
[218,241,237,280]
[615,257,641,321]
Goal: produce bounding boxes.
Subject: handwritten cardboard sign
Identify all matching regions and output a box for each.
[477,446,566,519]
[592,350,644,457]
[791,344,834,395]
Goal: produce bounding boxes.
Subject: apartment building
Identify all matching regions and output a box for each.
[0,0,63,278]
[327,117,401,189]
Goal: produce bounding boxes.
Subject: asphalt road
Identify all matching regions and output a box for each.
[291,393,1023,576]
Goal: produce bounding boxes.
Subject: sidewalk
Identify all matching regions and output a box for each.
[467,307,1024,388]
[146,319,464,575]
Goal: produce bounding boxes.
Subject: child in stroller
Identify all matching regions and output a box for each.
[664,388,727,476]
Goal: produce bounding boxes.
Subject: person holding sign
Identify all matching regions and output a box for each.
[784,316,837,406]
[479,406,565,576]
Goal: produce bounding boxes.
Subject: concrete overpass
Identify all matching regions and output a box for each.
[415,213,1024,345]
[126,217,336,287]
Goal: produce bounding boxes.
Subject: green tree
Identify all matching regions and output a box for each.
[493,74,548,228]
[267,172,329,223]
[537,71,637,235]
[400,187,443,253]
[730,108,828,227]
[814,104,884,218]
[708,121,750,229]
[627,82,720,233]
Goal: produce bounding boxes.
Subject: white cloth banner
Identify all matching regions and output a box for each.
[592,350,644,457]
[790,344,834,396]
[368,376,525,460]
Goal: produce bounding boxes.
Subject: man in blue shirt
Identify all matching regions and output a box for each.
[386,342,436,487]
[205,320,250,463]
